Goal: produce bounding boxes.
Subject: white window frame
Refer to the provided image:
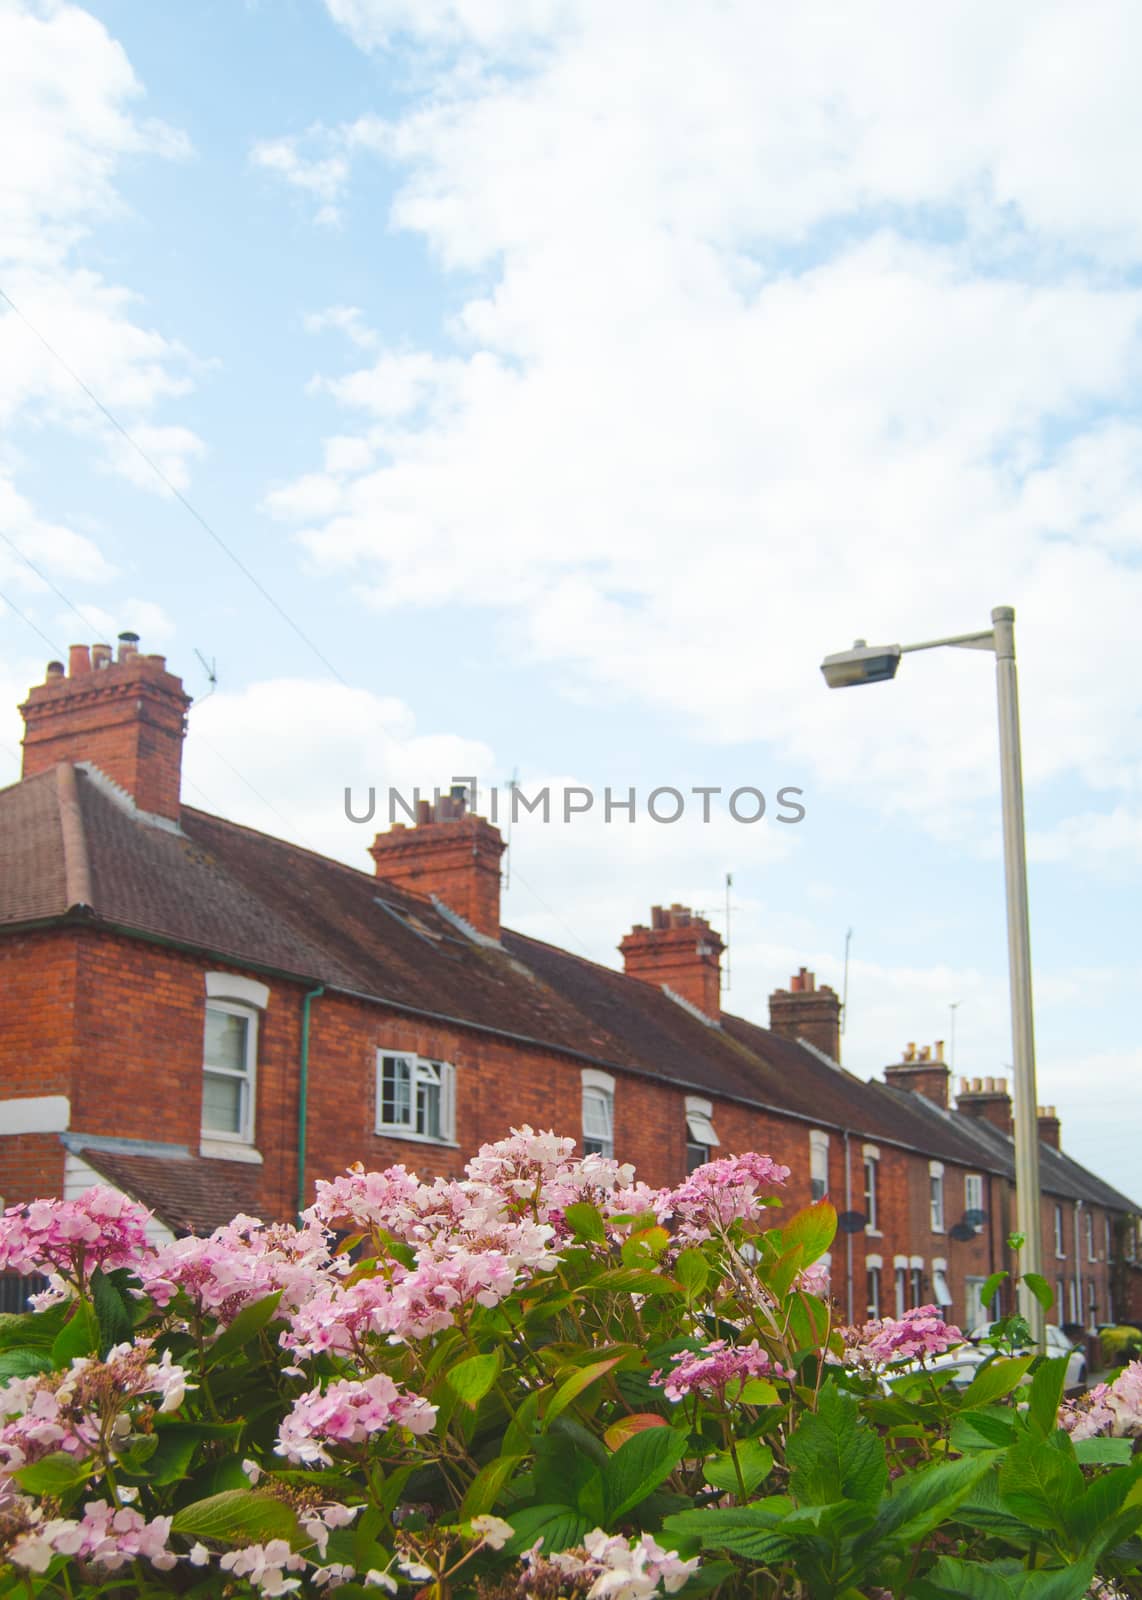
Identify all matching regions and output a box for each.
[581,1069,615,1159]
[964,1173,983,1229]
[931,1256,952,1311]
[684,1095,720,1167]
[929,1161,945,1233]
[862,1144,880,1234]
[1054,1203,1066,1258]
[893,1256,908,1318]
[809,1129,830,1202]
[1086,1210,1096,1262]
[866,1254,882,1319]
[909,1255,924,1309]
[375,1052,457,1145]
[964,1274,991,1329]
[202,999,258,1146]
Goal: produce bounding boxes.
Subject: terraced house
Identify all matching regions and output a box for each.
[2,639,1138,1330]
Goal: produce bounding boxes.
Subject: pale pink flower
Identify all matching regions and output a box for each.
[658,1154,790,1241]
[651,1339,789,1402]
[841,1306,964,1366]
[0,1188,152,1286]
[1060,1360,1142,1440]
[276,1373,436,1465]
[220,1538,307,1596]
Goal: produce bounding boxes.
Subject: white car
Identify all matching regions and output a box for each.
[913,1322,1088,1394]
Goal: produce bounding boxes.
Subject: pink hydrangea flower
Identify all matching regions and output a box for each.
[220,1538,307,1596]
[651,1339,789,1402]
[276,1373,437,1465]
[8,1500,179,1574]
[1060,1360,1142,1441]
[140,1214,334,1326]
[657,1154,790,1240]
[0,1188,152,1286]
[521,1529,699,1600]
[841,1306,964,1366]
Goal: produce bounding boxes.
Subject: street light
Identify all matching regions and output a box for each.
[820,606,1045,1344]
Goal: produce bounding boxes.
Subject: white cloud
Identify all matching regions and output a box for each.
[0,472,115,588]
[304,305,379,350]
[0,3,202,502]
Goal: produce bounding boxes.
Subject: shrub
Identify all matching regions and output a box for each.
[1,1130,1141,1599]
[1101,1324,1142,1367]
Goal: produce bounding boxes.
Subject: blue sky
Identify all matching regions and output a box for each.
[3,0,1141,1198]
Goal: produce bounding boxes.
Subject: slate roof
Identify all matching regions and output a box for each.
[71,1144,263,1237]
[2,761,1139,1229]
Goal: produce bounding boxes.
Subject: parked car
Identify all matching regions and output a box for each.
[899,1322,1088,1394]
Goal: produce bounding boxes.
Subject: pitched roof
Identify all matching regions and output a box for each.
[2,762,1138,1216]
[73,1144,263,1236]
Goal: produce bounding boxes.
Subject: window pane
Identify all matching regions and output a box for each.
[417,1079,442,1140]
[203,1070,243,1134]
[205,1008,248,1072]
[382,1057,412,1126]
[686,1141,708,1174]
[582,1088,612,1140]
[895,1267,906,1318]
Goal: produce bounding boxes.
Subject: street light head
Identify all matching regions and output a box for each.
[820,639,903,689]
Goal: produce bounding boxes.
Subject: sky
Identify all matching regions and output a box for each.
[2,0,1141,1199]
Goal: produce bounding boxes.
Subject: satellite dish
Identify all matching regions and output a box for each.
[949,1222,977,1242]
[837,1210,868,1234]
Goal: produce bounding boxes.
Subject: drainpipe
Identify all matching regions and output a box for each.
[1074,1199,1084,1331]
[297,985,325,1222]
[843,1128,854,1323]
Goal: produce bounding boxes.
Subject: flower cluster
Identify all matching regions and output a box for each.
[1060,1360,1142,1441]
[658,1153,790,1241]
[651,1338,789,1402]
[6,1500,178,1574]
[0,1188,152,1286]
[840,1306,964,1366]
[516,1529,699,1600]
[140,1213,334,1326]
[0,1341,191,1481]
[277,1373,437,1465]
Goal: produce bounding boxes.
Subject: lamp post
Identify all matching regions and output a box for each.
[821,606,1044,1344]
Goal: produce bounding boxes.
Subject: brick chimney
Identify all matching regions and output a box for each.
[20,636,190,821]
[369,789,506,940]
[1037,1104,1061,1150]
[955,1075,1014,1135]
[768,967,842,1063]
[620,905,724,1020]
[884,1040,950,1109]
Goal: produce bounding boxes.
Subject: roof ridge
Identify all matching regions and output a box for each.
[56,764,93,911]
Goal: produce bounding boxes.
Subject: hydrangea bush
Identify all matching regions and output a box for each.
[1,1130,1141,1599]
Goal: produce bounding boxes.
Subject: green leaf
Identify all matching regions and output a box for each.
[1026,1356,1070,1439]
[1073,1436,1135,1465]
[703,1439,773,1497]
[961,1353,1035,1409]
[661,1503,797,1563]
[563,1202,606,1244]
[949,1408,1017,1452]
[620,1226,671,1267]
[999,1437,1085,1529]
[138,1423,240,1487]
[90,1267,134,1354]
[447,1349,502,1407]
[589,1266,682,1296]
[502,1504,589,1556]
[14,1451,93,1495]
[50,1300,98,1366]
[504,1386,545,1454]
[920,1554,1096,1600]
[1064,1457,1142,1548]
[0,1348,52,1381]
[674,1249,709,1299]
[978,1270,1008,1311]
[172,1489,300,1546]
[604,1414,670,1451]
[786,1383,887,1508]
[778,1199,838,1268]
[737,1376,780,1405]
[1021,1273,1054,1313]
[861,1454,993,1551]
[546,1355,623,1425]
[460,1453,524,1518]
[203,1290,283,1367]
[604,1426,688,1522]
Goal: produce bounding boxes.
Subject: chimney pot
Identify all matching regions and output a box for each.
[934,1039,945,1062]
[92,643,112,668]
[117,630,140,663]
[904,1041,917,1062]
[67,645,91,677]
[919,1044,931,1062]
[370,799,505,938]
[621,904,724,1020]
[46,661,65,680]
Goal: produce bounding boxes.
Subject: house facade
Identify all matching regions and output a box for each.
[1,639,1137,1332]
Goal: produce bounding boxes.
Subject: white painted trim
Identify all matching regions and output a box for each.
[684,1094,713,1118]
[929,1159,944,1177]
[199,1140,264,1165]
[932,1256,948,1271]
[0,1096,70,1134]
[581,1067,616,1093]
[910,1254,924,1269]
[206,973,270,1010]
[862,1143,881,1161]
[893,1254,909,1268]
[865,1253,883,1269]
[809,1128,830,1152]
[661,985,720,1027]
